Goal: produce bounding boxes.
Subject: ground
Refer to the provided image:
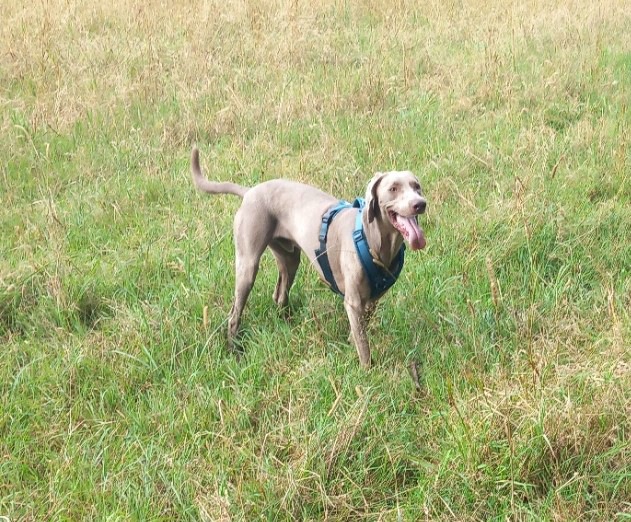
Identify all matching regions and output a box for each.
[1,0,630,519]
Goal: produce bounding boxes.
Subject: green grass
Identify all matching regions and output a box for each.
[1,0,630,519]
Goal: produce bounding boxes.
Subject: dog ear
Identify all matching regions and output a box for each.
[365,173,385,223]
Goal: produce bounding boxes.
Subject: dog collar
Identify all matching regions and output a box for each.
[315,198,405,298]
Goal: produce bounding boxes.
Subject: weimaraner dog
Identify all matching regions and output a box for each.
[191,147,427,368]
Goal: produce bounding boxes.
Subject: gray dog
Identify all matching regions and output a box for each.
[191,147,427,368]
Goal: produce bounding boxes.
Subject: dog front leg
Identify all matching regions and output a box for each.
[347,301,376,344]
[344,296,371,368]
[362,301,377,329]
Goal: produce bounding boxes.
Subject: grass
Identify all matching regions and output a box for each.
[1,0,630,519]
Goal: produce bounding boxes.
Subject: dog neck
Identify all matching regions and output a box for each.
[362,210,405,268]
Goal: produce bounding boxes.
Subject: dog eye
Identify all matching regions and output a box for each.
[389,186,397,192]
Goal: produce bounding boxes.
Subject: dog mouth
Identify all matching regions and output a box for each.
[387,210,426,250]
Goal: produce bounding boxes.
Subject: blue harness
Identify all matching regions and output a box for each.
[315,198,405,298]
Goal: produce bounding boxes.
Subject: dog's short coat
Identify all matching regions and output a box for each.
[191,147,427,368]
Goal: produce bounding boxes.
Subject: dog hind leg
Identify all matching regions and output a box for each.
[270,241,301,309]
[227,209,271,352]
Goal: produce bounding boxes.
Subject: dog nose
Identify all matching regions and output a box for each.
[413,199,427,214]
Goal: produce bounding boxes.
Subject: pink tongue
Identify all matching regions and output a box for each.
[396,215,426,250]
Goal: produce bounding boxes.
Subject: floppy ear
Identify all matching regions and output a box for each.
[365,173,385,223]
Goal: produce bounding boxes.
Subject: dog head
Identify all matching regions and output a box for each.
[365,171,427,250]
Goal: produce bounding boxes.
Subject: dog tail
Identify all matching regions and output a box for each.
[191,147,249,198]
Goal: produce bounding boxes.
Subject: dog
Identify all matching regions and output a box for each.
[191,147,427,368]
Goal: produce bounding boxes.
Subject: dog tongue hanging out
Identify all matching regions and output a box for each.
[390,212,426,250]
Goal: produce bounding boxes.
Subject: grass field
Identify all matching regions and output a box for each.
[1,0,630,519]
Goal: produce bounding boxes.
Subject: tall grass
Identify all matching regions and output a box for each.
[1,0,630,519]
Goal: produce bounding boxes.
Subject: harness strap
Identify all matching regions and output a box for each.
[315,200,351,295]
[315,198,406,299]
[353,209,405,298]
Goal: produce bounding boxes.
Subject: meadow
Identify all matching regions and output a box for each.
[1,0,630,519]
